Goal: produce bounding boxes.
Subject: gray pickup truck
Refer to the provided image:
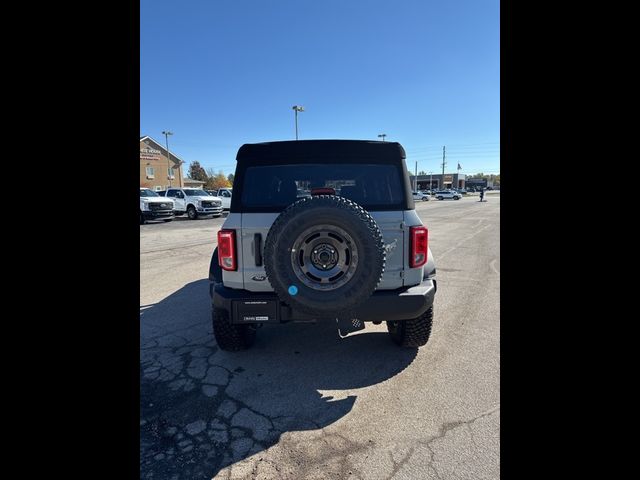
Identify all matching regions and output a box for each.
[209,140,436,351]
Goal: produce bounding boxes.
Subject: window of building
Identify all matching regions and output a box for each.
[146,167,155,178]
[168,167,175,179]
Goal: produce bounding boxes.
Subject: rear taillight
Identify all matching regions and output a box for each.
[410,226,428,268]
[217,229,237,271]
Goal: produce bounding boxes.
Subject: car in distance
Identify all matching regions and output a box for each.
[164,187,223,219]
[139,188,175,224]
[434,190,461,200]
[412,191,430,201]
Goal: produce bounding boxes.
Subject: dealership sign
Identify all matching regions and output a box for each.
[140,146,162,161]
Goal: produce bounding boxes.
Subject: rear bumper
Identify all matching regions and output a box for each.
[211,279,436,324]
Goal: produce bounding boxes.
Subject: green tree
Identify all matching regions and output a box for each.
[188,161,208,182]
[227,173,234,185]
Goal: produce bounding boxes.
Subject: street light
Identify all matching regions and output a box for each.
[162,130,174,187]
[378,133,387,142]
[430,171,433,192]
[292,105,304,140]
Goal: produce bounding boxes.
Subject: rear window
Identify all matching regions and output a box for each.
[240,164,405,211]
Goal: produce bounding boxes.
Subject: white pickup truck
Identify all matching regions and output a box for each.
[214,188,233,210]
[140,188,175,224]
[160,187,223,219]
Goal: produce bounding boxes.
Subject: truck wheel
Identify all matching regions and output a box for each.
[437,196,443,200]
[212,307,256,351]
[187,205,198,220]
[387,306,433,347]
[264,195,385,317]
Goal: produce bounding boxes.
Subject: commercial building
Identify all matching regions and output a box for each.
[140,136,185,191]
[408,173,466,191]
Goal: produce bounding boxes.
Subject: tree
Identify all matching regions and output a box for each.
[188,161,208,182]
[418,170,428,176]
[206,170,231,190]
[227,173,234,185]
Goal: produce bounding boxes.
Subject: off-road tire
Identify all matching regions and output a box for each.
[387,306,433,347]
[212,307,256,351]
[187,205,198,220]
[263,195,385,317]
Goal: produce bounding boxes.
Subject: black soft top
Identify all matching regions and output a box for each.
[236,140,406,164]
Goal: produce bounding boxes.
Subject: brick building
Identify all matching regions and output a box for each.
[140,136,185,191]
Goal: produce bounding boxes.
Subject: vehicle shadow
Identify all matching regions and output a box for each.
[140,279,418,479]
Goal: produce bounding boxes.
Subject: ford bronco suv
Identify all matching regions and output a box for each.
[209,140,436,351]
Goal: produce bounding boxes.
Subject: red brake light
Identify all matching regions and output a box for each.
[217,229,237,271]
[410,226,428,268]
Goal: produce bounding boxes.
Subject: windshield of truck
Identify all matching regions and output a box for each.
[183,189,208,196]
[140,189,159,197]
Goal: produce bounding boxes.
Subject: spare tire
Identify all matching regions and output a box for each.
[263,195,385,317]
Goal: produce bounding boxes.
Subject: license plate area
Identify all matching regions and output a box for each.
[232,299,279,323]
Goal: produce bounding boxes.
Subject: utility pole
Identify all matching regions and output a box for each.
[162,130,174,187]
[441,145,446,188]
[430,171,433,192]
[415,161,418,191]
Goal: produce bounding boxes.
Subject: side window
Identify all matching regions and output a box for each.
[222,191,230,197]
[166,190,176,197]
[175,190,184,198]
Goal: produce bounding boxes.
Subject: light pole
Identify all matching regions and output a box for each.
[378,133,387,142]
[292,105,304,140]
[162,130,174,187]
[430,171,433,192]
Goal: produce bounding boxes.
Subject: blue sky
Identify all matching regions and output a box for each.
[141,0,500,176]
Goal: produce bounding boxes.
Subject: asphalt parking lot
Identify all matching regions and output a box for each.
[140,194,500,479]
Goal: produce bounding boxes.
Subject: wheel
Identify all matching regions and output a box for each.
[140,211,145,225]
[437,196,443,200]
[187,205,198,220]
[387,306,433,347]
[263,195,385,317]
[455,196,460,200]
[422,197,428,201]
[212,307,256,351]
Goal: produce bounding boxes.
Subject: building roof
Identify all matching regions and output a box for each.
[183,178,206,185]
[140,135,186,167]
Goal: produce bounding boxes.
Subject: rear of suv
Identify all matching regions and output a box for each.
[209,140,436,351]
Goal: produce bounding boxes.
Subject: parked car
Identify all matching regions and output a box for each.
[139,188,175,224]
[209,139,436,351]
[214,188,233,209]
[434,190,461,200]
[164,187,224,219]
[412,191,430,201]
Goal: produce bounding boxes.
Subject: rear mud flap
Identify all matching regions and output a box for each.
[336,317,365,338]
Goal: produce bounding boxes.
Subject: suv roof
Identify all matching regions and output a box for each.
[231,140,414,213]
[237,140,406,163]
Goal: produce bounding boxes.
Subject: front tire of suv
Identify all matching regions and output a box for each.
[212,307,256,351]
[387,306,433,347]
[187,205,198,220]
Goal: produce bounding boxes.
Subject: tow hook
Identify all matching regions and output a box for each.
[336,317,365,338]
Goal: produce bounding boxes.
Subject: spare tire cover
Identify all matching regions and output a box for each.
[263,195,386,316]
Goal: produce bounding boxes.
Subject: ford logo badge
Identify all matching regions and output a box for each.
[252,274,267,281]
